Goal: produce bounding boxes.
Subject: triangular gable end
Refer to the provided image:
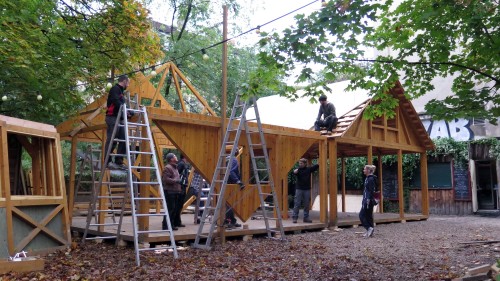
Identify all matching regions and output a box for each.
[331,81,434,155]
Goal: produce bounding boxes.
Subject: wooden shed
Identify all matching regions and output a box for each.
[0,115,71,258]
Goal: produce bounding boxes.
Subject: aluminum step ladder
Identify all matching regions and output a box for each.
[82,104,178,266]
[192,94,285,250]
[74,145,103,217]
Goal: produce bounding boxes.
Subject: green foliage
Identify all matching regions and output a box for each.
[428,138,468,167]
[255,0,499,123]
[0,0,163,124]
[470,137,500,159]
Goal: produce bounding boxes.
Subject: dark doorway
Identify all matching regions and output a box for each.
[476,160,498,210]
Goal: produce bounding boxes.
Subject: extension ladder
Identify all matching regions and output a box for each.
[82,104,178,266]
[193,94,285,249]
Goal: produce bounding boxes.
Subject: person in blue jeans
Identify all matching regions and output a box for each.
[292,158,319,223]
[359,164,377,238]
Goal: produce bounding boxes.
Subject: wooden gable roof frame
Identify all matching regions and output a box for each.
[315,81,434,226]
[57,62,219,220]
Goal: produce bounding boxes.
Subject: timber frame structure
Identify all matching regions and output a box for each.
[0,115,71,258]
[58,62,433,236]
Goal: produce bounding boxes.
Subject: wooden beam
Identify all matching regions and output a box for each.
[170,68,187,112]
[12,205,67,251]
[68,136,78,221]
[319,139,328,223]
[151,63,171,103]
[69,104,106,137]
[138,125,151,234]
[378,154,384,213]
[420,152,429,217]
[397,149,404,220]
[328,139,338,226]
[367,145,372,165]
[336,136,427,153]
[170,64,217,116]
[341,157,346,213]
[1,124,15,254]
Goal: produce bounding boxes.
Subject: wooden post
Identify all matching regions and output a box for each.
[341,157,346,213]
[218,5,229,245]
[1,124,15,254]
[139,125,151,234]
[397,149,404,220]
[328,139,338,226]
[378,153,384,213]
[319,139,328,223]
[420,153,429,217]
[367,145,373,165]
[68,135,78,220]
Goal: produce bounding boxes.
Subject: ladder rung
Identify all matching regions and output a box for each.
[137,229,172,234]
[94,209,122,213]
[127,108,143,113]
[89,222,120,226]
[100,182,128,186]
[253,156,266,159]
[96,196,125,199]
[201,188,211,192]
[85,236,117,240]
[126,122,147,127]
[138,245,176,252]
[135,213,166,217]
[129,136,149,141]
[260,193,273,196]
[246,118,257,121]
[130,151,154,155]
[259,181,270,184]
[250,143,263,147]
[111,139,126,142]
[130,166,155,169]
[132,181,159,185]
[134,197,162,201]
[255,168,269,171]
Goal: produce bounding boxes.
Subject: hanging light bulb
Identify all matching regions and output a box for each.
[2,95,7,101]
[202,49,209,61]
[150,67,157,76]
[321,0,327,7]
[106,82,113,90]
[255,25,261,34]
[37,94,43,101]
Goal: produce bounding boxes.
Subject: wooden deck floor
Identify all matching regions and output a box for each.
[71,210,427,244]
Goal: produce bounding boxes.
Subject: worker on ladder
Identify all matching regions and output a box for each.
[224,150,244,228]
[104,75,132,170]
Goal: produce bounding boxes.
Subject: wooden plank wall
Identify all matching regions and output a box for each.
[409,190,473,215]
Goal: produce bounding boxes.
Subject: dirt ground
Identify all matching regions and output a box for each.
[1,215,499,281]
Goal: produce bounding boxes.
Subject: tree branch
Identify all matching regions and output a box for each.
[176,0,193,41]
[349,58,499,84]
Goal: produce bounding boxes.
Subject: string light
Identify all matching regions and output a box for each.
[321,0,327,7]
[37,93,43,101]
[106,82,113,90]
[255,25,261,34]
[2,95,7,101]
[150,67,157,76]
[202,49,209,61]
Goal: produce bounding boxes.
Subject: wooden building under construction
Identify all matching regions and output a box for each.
[57,63,434,243]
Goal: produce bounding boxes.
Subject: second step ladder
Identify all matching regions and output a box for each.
[193,94,285,249]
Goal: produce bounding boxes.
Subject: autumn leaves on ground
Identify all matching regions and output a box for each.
[1,216,499,281]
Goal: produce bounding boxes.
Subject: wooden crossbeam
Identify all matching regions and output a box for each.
[12,205,67,251]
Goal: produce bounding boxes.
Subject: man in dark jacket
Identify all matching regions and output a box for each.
[292,158,319,223]
[161,153,182,230]
[104,75,131,170]
[175,154,189,227]
[314,95,338,136]
[359,164,377,238]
